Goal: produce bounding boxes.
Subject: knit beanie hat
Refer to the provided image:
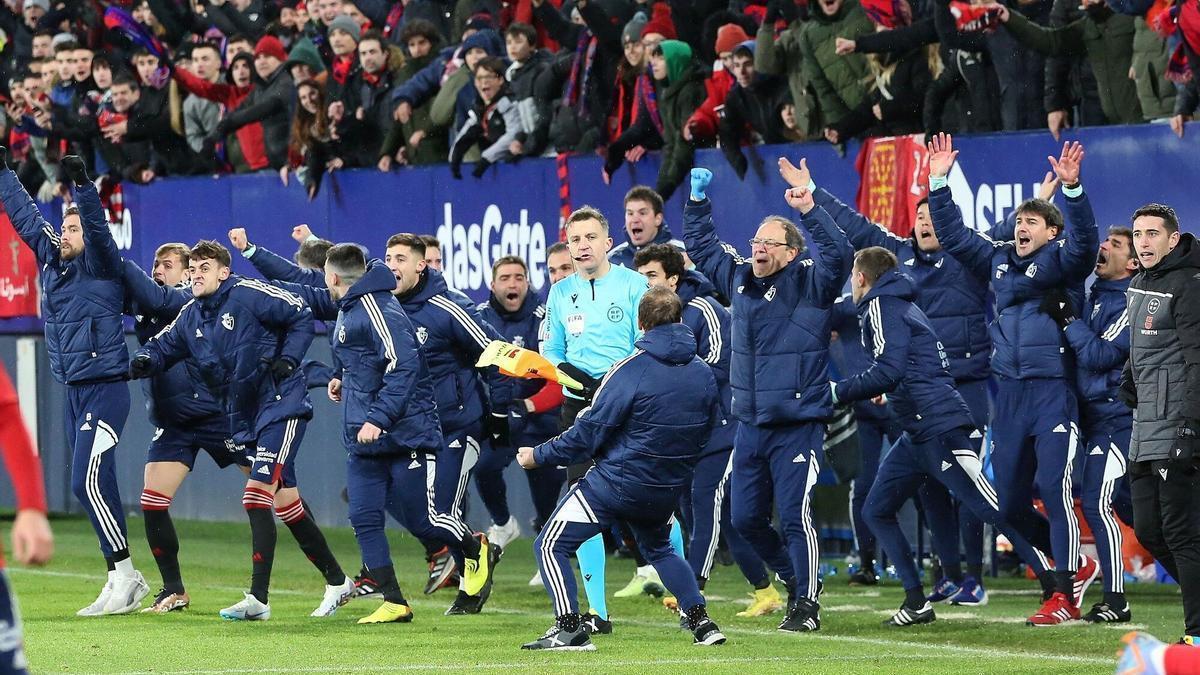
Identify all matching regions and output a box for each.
[328,14,362,41]
[640,4,677,40]
[254,35,288,62]
[622,13,648,44]
[714,23,750,56]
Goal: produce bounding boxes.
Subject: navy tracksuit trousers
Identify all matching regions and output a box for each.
[67,381,131,560]
[1080,412,1134,595]
[679,448,767,586]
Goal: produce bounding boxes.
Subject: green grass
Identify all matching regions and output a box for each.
[9,516,1181,674]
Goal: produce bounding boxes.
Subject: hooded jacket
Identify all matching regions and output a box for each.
[173,54,268,171]
[1064,276,1131,425]
[448,83,522,167]
[224,63,297,169]
[676,270,736,454]
[135,275,315,444]
[834,269,974,441]
[1,171,128,385]
[798,0,875,127]
[395,268,514,433]
[478,290,558,444]
[683,197,853,426]
[608,222,686,269]
[332,261,444,456]
[718,45,792,177]
[1121,234,1200,462]
[816,188,991,383]
[928,184,1097,381]
[655,41,707,201]
[533,322,719,506]
[121,261,222,429]
[380,30,448,165]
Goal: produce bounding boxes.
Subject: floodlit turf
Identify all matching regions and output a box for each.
[10,516,1184,674]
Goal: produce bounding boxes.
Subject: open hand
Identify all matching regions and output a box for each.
[778,157,811,188]
[1048,140,1084,186]
[926,132,958,179]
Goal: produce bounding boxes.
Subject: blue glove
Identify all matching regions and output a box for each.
[690,168,713,201]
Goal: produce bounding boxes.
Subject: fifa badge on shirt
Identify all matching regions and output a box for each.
[567,312,585,337]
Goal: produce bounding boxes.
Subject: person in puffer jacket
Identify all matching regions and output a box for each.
[683,166,852,633]
[925,133,1098,626]
[785,156,992,602]
[518,288,727,652]
[832,248,1052,628]
[130,240,352,623]
[1049,226,1137,623]
[324,247,492,625]
[449,57,521,179]
[120,246,242,614]
[633,244,778,614]
[0,152,148,616]
[476,256,565,544]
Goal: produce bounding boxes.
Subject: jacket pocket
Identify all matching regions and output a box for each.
[1157,368,1169,420]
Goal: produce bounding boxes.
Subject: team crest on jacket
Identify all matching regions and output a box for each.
[1092,303,1101,319]
[511,334,525,348]
[416,326,428,344]
[764,285,777,301]
[221,313,235,330]
[1147,298,1161,315]
[1024,263,1038,278]
[338,325,346,343]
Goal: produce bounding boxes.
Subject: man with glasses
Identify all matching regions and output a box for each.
[682,164,852,632]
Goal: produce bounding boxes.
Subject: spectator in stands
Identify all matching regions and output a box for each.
[206,0,269,41]
[449,56,521,179]
[687,23,748,147]
[207,36,295,170]
[379,19,447,169]
[391,27,503,145]
[989,0,1145,126]
[600,14,665,184]
[31,29,53,60]
[756,0,820,140]
[0,0,51,77]
[532,0,619,154]
[103,72,204,182]
[718,41,791,179]
[285,79,339,198]
[175,51,266,173]
[649,39,705,201]
[180,43,223,156]
[504,22,552,159]
[1175,79,1199,138]
[285,38,326,86]
[824,0,934,144]
[345,31,404,168]
[227,34,256,60]
[302,0,344,65]
[799,0,874,134]
[326,14,363,135]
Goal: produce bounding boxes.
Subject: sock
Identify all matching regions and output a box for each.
[578,534,608,620]
[460,532,481,561]
[943,560,965,585]
[697,576,707,591]
[557,611,581,632]
[1038,571,1056,600]
[422,538,442,560]
[966,563,983,581]
[243,487,277,604]
[277,500,345,586]
[114,556,134,578]
[754,578,771,591]
[369,565,407,605]
[683,603,708,630]
[1103,591,1126,608]
[1054,570,1074,603]
[669,518,685,557]
[636,564,655,576]
[904,586,926,608]
[105,558,115,573]
[142,490,183,593]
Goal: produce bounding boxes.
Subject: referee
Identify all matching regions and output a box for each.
[1121,203,1200,645]
[540,206,648,633]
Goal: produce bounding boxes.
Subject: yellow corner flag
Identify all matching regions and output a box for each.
[475,340,585,392]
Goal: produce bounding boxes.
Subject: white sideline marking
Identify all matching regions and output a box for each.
[15,569,1113,668]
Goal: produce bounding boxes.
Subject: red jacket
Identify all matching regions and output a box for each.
[686,66,735,143]
[173,68,270,171]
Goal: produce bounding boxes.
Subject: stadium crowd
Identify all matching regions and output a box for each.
[0,0,1197,202]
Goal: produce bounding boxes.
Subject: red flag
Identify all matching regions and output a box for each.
[854,134,928,239]
[0,211,37,318]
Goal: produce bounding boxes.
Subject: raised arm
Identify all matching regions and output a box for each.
[271,279,337,322]
[69,161,122,280]
[784,186,853,308]
[833,297,909,402]
[681,169,746,300]
[532,359,636,467]
[122,260,189,323]
[1047,141,1099,283]
[925,133,1002,281]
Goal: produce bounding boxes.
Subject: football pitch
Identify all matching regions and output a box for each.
[11,517,1177,674]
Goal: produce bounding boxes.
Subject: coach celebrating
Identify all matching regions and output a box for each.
[1121,204,1200,646]
[683,165,852,632]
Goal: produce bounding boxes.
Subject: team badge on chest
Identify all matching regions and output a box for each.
[221,313,235,331]
[416,326,428,344]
